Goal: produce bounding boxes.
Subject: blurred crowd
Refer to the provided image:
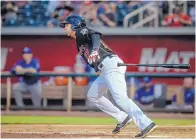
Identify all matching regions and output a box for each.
[1,1,195,28]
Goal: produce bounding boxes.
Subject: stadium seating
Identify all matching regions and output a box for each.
[1,1,194,27]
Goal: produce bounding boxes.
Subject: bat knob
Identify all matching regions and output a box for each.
[117,63,122,67]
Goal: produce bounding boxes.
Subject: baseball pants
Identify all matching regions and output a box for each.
[87,56,153,130]
[12,81,42,107]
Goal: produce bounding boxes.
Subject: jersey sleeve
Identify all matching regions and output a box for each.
[91,34,101,50]
[10,60,23,74]
[88,28,103,39]
[183,14,191,22]
[164,14,172,24]
[33,59,40,72]
[88,28,103,51]
[77,27,103,51]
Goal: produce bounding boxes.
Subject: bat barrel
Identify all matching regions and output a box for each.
[161,64,190,69]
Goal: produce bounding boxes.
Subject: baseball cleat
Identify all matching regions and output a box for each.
[135,122,157,138]
[112,115,132,134]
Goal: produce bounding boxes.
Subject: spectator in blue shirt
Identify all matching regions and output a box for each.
[172,77,195,106]
[134,77,154,105]
[11,47,42,108]
[116,1,129,26]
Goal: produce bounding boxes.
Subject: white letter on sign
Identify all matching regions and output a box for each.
[179,51,195,72]
[1,47,8,71]
[165,51,180,72]
[139,48,167,72]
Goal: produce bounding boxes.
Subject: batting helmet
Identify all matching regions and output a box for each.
[59,14,86,31]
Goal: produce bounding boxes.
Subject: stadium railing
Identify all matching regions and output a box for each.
[1,72,195,112]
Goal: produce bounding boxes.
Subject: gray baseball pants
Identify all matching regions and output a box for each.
[12,81,42,107]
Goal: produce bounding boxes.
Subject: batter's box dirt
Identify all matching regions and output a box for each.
[1,125,195,138]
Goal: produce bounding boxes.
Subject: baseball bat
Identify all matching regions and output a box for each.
[117,63,190,69]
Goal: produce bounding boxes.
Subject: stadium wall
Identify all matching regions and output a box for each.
[1,28,195,111]
[1,34,195,85]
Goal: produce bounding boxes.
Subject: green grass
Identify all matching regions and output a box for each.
[1,116,195,125]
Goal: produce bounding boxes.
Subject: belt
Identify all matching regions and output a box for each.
[98,55,117,71]
[108,55,117,59]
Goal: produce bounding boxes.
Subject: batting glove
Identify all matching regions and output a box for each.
[88,50,100,64]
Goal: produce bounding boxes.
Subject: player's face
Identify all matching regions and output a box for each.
[23,53,32,62]
[174,7,181,14]
[183,78,193,89]
[64,24,73,37]
[144,82,151,88]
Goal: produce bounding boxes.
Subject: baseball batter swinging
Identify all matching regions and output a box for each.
[59,14,156,138]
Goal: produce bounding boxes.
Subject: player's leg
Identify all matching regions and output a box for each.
[104,71,153,128]
[12,82,28,107]
[87,75,129,124]
[103,57,156,137]
[28,81,42,107]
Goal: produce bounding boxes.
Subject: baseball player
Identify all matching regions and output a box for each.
[134,77,155,105]
[59,15,156,138]
[11,47,42,108]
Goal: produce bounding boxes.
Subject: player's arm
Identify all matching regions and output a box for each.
[162,15,172,26]
[91,33,101,51]
[15,67,37,73]
[11,60,26,74]
[14,66,26,73]
[179,15,192,25]
[97,7,116,27]
[99,14,116,27]
[25,59,40,73]
[11,60,40,74]
[87,33,101,64]
[24,68,37,73]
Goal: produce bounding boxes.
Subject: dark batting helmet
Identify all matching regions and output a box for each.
[59,14,86,31]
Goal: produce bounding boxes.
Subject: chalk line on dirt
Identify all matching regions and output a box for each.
[0,131,172,138]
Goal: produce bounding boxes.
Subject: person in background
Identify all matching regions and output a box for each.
[116,1,129,26]
[162,5,192,27]
[159,0,169,17]
[79,1,103,27]
[47,1,74,28]
[134,77,154,105]
[187,1,195,26]
[11,47,42,108]
[1,1,18,23]
[97,2,116,27]
[128,1,142,26]
[171,77,195,108]
[47,0,60,14]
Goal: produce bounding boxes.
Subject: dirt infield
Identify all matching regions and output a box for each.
[1,124,195,138]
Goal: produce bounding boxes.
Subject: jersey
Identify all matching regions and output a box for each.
[172,87,195,105]
[134,85,155,105]
[75,27,115,72]
[11,58,40,85]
